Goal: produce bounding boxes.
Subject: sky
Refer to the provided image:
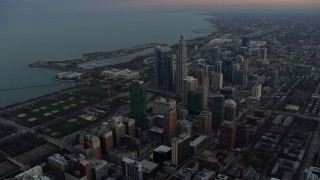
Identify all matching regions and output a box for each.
[1,0,320,14]
[105,0,320,8]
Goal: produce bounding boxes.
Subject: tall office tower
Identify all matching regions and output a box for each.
[316,47,320,59]
[154,46,164,88]
[241,36,250,47]
[270,68,279,88]
[232,63,240,83]
[163,110,178,145]
[208,94,225,130]
[123,118,136,137]
[194,68,209,109]
[96,123,113,159]
[252,84,262,100]
[224,99,237,121]
[219,121,236,151]
[216,60,223,73]
[176,35,188,95]
[163,56,174,91]
[183,76,198,104]
[122,158,143,180]
[130,80,148,129]
[187,91,203,115]
[196,111,212,135]
[233,70,247,86]
[222,59,233,82]
[211,72,223,90]
[210,46,220,64]
[172,133,191,166]
[243,59,249,73]
[110,116,126,146]
[201,77,209,109]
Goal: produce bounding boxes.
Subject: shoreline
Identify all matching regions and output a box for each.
[2,15,216,108]
[29,43,167,71]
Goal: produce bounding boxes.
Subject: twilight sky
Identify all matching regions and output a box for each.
[1,0,320,16]
[105,0,320,8]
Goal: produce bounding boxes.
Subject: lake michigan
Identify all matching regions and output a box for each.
[0,9,212,107]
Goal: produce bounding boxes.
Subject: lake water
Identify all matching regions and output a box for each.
[0,9,212,107]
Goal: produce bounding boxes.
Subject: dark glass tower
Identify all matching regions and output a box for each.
[154,47,165,88]
[208,94,225,130]
[130,81,147,129]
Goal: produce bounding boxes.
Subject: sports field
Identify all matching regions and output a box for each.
[41,113,97,138]
[14,96,89,126]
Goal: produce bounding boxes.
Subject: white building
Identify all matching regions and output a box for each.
[56,71,82,80]
[252,84,262,100]
[151,97,176,115]
[15,166,49,180]
[101,68,139,79]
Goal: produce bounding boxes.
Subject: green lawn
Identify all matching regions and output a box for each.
[14,96,88,125]
[41,113,97,138]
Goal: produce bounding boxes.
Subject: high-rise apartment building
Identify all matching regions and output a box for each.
[196,111,212,135]
[219,121,236,151]
[224,99,237,121]
[172,133,191,166]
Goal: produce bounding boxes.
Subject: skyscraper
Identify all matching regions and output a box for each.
[224,99,237,121]
[211,72,223,90]
[222,59,233,83]
[183,76,198,104]
[252,84,262,100]
[154,46,164,88]
[187,91,203,115]
[176,35,188,95]
[243,59,250,73]
[163,110,178,145]
[130,80,147,129]
[241,36,250,48]
[163,56,174,91]
[208,94,225,130]
[155,47,174,91]
[219,121,236,151]
[270,68,279,88]
[122,158,143,180]
[216,60,223,73]
[196,111,212,135]
[172,133,191,166]
[193,68,209,109]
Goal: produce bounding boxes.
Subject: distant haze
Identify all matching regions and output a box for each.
[1,0,320,15]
